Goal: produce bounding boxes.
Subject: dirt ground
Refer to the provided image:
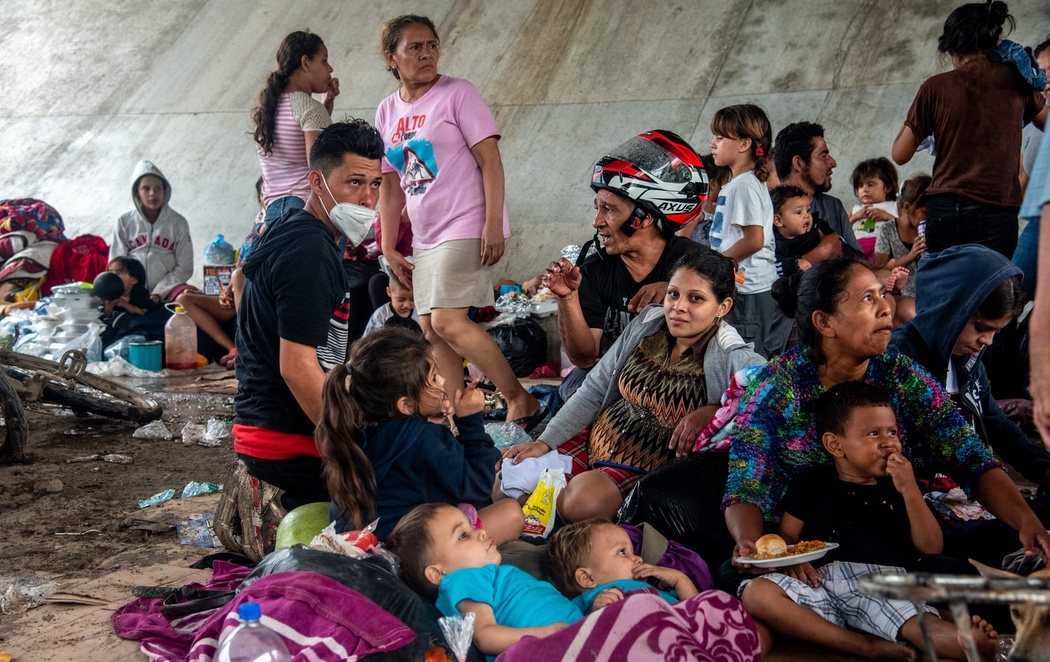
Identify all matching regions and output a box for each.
[0,370,237,658]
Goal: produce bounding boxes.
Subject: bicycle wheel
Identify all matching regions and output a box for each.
[0,375,27,462]
[0,349,162,423]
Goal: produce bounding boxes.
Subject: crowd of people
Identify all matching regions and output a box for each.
[92,1,1050,658]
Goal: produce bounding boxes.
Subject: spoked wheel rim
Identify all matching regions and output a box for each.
[0,349,162,423]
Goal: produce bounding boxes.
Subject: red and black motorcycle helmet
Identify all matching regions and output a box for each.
[590,130,708,236]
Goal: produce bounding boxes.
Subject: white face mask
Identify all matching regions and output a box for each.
[321,175,377,247]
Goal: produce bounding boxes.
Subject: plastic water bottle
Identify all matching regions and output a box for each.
[164,304,198,370]
[214,602,291,662]
[204,234,236,265]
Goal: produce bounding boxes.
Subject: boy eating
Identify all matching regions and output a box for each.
[738,381,999,660]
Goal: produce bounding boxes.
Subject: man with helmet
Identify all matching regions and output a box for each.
[543,130,710,400]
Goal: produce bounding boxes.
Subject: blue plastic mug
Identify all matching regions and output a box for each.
[128,341,163,371]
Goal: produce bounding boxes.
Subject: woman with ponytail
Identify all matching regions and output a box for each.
[892,1,1048,258]
[252,30,338,226]
[317,328,524,541]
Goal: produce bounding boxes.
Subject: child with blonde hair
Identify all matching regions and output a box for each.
[545,519,699,613]
[708,104,778,356]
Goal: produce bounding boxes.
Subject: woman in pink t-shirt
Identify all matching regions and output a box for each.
[376,15,543,428]
[252,31,339,226]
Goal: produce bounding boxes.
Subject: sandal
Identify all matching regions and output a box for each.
[510,402,549,436]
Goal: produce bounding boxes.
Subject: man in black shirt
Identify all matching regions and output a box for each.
[542,130,709,400]
[233,120,384,510]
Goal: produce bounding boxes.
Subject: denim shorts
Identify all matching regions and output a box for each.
[263,195,306,227]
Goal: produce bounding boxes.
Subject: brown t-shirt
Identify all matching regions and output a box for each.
[905,60,1045,208]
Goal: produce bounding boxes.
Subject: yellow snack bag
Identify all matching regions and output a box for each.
[521,468,566,539]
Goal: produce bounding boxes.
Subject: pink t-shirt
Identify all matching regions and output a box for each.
[258,92,331,208]
[375,76,510,250]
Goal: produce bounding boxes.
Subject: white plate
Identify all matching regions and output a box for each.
[736,542,839,568]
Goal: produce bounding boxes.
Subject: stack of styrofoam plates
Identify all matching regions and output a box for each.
[48,284,102,346]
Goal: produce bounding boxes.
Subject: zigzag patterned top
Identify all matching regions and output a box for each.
[589,331,707,473]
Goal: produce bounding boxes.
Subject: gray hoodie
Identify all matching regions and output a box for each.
[541,304,765,449]
[110,160,193,298]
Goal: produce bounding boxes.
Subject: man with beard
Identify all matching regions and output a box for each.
[773,122,861,252]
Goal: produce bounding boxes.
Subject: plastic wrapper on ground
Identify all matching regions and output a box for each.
[138,488,176,509]
[133,420,175,440]
[181,481,223,498]
[176,513,222,547]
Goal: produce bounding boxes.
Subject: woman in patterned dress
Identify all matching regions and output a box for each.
[502,247,764,521]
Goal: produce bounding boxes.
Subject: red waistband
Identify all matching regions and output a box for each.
[233,423,319,460]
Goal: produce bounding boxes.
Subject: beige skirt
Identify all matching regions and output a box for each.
[412,238,494,314]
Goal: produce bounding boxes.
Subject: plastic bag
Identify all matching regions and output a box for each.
[484,422,533,449]
[138,488,176,508]
[181,481,223,498]
[203,234,235,265]
[521,468,566,539]
[57,321,103,362]
[203,418,231,446]
[12,331,51,357]
[310,519,377,557]
[487,318,547,378]
[181,422,207,445]
[618,453,735,564]
[438,612,475,662]
[133,420,175,440]
[175,513,222,547]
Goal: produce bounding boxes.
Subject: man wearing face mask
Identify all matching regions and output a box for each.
[233,119,384,512]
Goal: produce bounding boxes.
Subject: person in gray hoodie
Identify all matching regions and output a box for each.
[109,160,193,301]
[502,247,764,522]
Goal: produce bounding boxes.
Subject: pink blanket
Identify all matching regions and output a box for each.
[498,590,760,661]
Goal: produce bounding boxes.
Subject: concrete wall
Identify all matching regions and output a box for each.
[3,1,1049,282]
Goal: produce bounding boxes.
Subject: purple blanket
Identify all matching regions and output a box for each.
[112,562,415,661]
[497,590,760,661]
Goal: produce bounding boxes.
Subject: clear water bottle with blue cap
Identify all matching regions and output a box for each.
[214,602,291,662]
[204,234,236,265]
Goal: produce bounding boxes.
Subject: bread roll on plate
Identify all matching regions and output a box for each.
[755,534,788,557]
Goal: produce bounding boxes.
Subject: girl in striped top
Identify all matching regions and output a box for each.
[252,31,339,226]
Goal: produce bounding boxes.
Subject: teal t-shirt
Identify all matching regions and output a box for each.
[437,565,583,629]
[572,579,677,612]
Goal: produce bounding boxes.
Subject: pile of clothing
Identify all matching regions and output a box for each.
[0,198,109,316]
